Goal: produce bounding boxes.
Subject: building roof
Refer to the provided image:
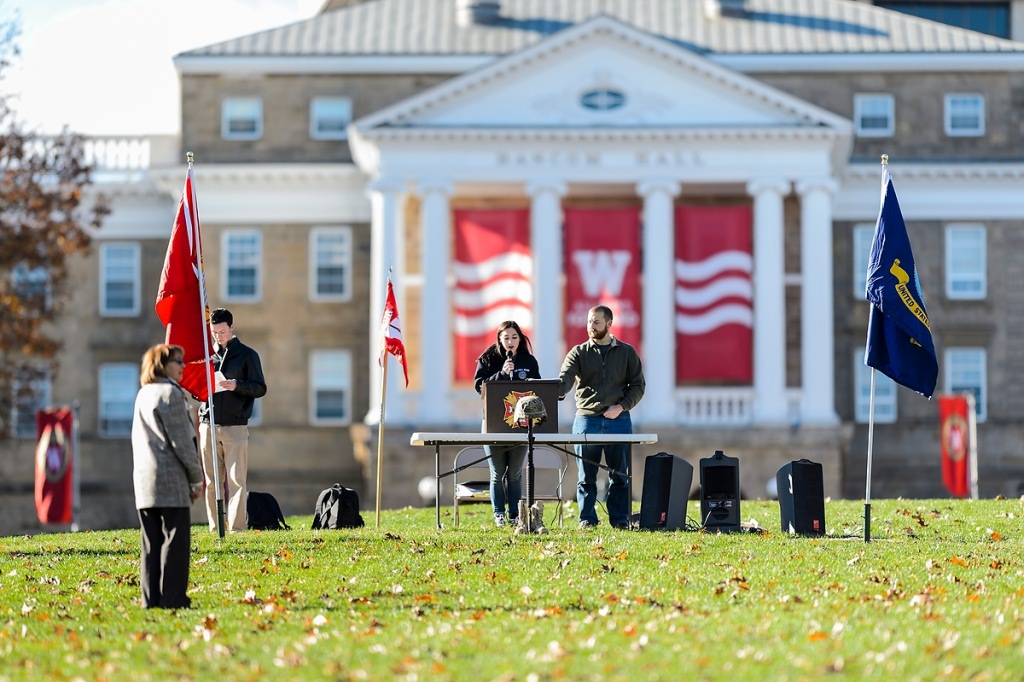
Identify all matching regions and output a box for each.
[177,0,1024,60]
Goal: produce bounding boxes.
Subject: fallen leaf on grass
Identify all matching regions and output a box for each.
[949,556,969,568]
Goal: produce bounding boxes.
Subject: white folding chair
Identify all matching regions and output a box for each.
[525,446,568,527]
[453,445,569,527]
[452,446,492,528]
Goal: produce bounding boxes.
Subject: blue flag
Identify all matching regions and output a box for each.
[864,172,938,398]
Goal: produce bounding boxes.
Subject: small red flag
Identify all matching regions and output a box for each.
[380,279,409,387]
[939,395,970,498]
[35,408,74,525]
[155,166,214,400]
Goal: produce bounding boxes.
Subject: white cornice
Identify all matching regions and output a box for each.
[835,162,1024,220]
[843,161,1024,182]
[147,163,366,198]
[173,55,492,76]
[174,52,1024,79]
[358,125,847,143]
[720,53,1024,73]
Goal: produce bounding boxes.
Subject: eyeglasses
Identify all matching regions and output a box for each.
[167,358,184,365]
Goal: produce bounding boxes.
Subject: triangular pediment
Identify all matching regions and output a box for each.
[354,15,849,136]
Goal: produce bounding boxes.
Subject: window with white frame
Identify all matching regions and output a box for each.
[945,348,986,422]
[100,242,140,316]
[99,363,137,437]
[854,93,894,137]
[944,94,984,137]
[310,350,352,425]
[310,97,352,140]
[310,227,353,301]
[12,369,52,439]
[12,263,51,311]
[854,352,897,423]
[222,230,262,302]
[852,224,875,297]
[945,224,986,300]
[221,98,263,140]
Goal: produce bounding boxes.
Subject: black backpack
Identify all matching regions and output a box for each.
[247,491,291,530]
[311,484,365,529]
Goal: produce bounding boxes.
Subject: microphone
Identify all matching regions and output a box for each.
[506,350,514,375]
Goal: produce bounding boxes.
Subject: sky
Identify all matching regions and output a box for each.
[1,0,325,136]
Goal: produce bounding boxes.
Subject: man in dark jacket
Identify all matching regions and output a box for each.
[199,308,267,533]
[557,305,645,530]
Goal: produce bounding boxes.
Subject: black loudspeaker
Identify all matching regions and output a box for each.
[776,459,826,535]
[700,450,740,531]
[639,453,693,530]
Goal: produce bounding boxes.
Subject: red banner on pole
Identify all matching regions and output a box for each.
[563,207,642,351]
[35,407,74,525]
[938,395,970,498]
[452,209,532,383]
[675,204,753,384]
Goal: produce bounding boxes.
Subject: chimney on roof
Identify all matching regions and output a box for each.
[456,0,501,27]
[703,0,748,19]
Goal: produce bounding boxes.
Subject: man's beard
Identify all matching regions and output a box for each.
[589,327,608,341]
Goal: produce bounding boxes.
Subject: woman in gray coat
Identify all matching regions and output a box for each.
[131,343,203,609]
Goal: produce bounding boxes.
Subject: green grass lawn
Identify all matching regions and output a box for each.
[2,497,1023,681]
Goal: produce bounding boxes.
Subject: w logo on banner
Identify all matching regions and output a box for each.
[564,208,642,349]
[572,251,632,298]
[675,205,753,384]
[453,209,532,382]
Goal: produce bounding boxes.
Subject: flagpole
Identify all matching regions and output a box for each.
[187,152,226,539]
[966,393,979,500]
[375,355,388,528]
[71,402,80,533]
[864,369,877,542]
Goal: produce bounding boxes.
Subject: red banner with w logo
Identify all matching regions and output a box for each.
[35,407,74,525]
[675,205,753,384]
[453,209,532,383]
[939,395,970,498]
[563,207,642,351]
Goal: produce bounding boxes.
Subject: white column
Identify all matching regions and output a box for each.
[797,178,840,425]
[747,178,790,424]
[637,177,680,425]
[367,177,406,423]
[526,180,567,378]
[417,178,454,424]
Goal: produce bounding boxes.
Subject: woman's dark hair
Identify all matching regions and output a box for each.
[481,320,532,362]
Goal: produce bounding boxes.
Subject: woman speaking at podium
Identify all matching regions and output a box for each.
[473,321,541,527]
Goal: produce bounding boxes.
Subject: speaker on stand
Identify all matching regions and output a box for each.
[776,459,826,535]
[639,452,693,530]
[700,450,740,532]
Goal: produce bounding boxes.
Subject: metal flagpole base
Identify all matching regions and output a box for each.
[863,502,871,543]
[217,499,227,538]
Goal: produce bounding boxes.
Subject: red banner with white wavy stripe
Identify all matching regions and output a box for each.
[453,209,532,383]
[675,205,753,384]
[563,207,642,351]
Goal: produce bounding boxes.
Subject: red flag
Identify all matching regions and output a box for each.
[939,395,970,497]
[155,166,214,400]
[35,408,74,525]
[380,279,409,387]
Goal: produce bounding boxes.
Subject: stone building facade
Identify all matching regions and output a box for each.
[4,0,1024,534]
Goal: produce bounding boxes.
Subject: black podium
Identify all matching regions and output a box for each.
[482,379,559,434]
